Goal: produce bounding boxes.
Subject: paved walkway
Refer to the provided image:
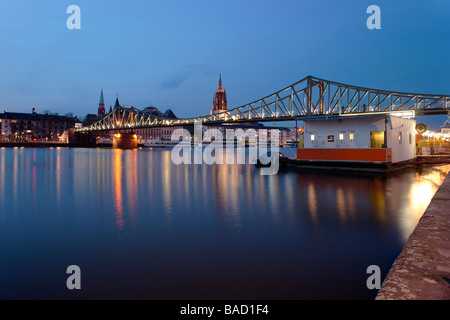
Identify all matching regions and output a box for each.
[376,172,450,300]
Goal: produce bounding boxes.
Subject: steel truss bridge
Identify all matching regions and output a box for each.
[79,75,450,132]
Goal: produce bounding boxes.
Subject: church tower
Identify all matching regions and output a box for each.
[211,75,228,115]
[114,96,121,109]
[98,89,105,117]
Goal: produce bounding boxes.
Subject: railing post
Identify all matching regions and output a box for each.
[307,76,312,116]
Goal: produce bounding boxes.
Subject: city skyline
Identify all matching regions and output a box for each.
[0,1,449,127]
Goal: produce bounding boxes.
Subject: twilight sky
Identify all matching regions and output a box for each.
[0,0,449,128]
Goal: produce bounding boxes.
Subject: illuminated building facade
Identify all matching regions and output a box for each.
[211,75,227,115]
[0,110,77,142]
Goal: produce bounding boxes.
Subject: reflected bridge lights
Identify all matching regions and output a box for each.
[170,121,280,176]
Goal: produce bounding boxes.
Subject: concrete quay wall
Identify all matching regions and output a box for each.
[377,172,450,300]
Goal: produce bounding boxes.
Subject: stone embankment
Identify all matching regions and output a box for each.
[377,172,450,300]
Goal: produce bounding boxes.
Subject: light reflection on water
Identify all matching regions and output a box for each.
[0,147,449,299]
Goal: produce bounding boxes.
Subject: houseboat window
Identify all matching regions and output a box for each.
[409,133,412,144]
[349,133,354,141]
[311,134,315,141]
[327,135,334,142]
[370,131,384,148]
[399,132,403,144]
[339,133,344,141]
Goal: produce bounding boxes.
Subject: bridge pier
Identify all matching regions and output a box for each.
[113,133,138,149]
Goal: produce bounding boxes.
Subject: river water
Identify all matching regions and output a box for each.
[0,147,448,299]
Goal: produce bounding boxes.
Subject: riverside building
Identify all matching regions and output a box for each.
[298,113,417,164]
[0,109,77,142]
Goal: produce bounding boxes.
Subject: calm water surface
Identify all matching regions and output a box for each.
[0,147,449,299]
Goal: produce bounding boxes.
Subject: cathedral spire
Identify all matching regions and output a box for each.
[99,89,104,105]
[211,74,227,115]
[98,89,105,117]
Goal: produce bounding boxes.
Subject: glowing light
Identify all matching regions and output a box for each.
[410,182,434,211]
[113,150,124,232]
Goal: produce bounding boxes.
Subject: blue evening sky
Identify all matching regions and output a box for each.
[0,0,449,128]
